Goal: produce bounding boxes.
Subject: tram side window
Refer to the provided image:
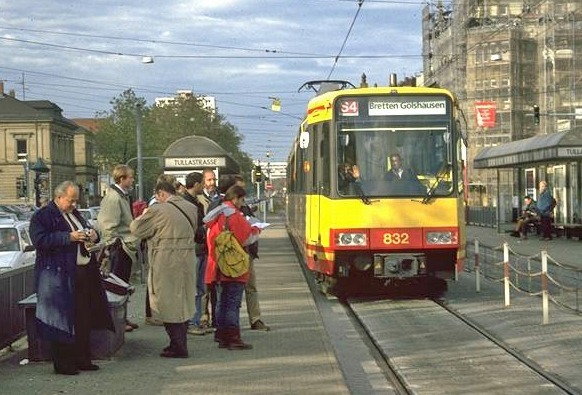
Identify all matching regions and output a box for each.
[320,122,330,196]
[298,125,313,195]
[287,152,296,193]
[337,130,359,195]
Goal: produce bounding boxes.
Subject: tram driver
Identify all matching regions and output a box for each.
[385,153,425,194]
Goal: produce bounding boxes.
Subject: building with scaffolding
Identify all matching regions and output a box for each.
[423,0,582,226]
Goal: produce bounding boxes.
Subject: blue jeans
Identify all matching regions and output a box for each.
[215,282,244,329]
[191,254,207,326]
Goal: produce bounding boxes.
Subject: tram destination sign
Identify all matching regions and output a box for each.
[368,99,447,116]
[164,157,226,168]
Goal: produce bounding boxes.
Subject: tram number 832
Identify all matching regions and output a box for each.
[383,232,410,245]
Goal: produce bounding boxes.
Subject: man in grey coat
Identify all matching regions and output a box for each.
[130,178,197,358]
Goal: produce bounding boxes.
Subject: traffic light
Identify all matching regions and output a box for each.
[254,166,263,183]
[533,105,540,125]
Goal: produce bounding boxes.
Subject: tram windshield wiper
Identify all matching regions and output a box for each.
[353,181,372,205]
[422,164,450,204]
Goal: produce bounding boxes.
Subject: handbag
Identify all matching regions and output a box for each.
[101,272,135,295]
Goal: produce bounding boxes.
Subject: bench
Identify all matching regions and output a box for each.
[554,223,582,240]
[18,291,127,361]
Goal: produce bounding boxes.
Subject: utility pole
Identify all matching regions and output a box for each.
[135,104,144,201]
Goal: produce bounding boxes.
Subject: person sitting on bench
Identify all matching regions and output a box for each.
[511,195,538,239]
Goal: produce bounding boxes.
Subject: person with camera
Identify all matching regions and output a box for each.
[30,181,114,375]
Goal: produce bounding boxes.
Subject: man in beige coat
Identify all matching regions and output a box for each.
[98,164,140,332]
[130,178,197,358]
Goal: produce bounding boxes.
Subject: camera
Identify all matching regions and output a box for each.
[83,228,92,237]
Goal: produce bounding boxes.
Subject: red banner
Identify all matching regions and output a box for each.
[474,101,496,127]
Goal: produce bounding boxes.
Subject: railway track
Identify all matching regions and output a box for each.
[291,227,580,394]
[344,297,580,395]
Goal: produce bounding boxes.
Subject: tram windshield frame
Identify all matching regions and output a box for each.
[335,95,455,198]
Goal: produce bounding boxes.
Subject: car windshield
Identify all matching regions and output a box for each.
[0,229,20,252]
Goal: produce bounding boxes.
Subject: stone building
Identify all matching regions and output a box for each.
[423,0,582,224]
[0,87,99,207]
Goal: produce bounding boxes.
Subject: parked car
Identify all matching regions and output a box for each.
[78,206,100,232]
[0,216,35,272]
[0,204,34,221]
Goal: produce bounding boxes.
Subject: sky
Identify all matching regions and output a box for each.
[0,0,429,164]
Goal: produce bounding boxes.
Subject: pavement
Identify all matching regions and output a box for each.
[1,222,581,394]
[463,224,582,269]
[0,217,349,395]
[445,225,582,393]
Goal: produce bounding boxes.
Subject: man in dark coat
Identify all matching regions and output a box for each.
[30,181,114,375]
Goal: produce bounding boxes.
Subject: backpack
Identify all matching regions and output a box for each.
[215,214,250,278]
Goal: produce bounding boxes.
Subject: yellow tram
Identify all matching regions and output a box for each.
[286,80,467,296]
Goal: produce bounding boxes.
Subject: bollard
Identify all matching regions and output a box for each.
[504,242,510,307]
[475,239,481,292]
[541,250,549,325]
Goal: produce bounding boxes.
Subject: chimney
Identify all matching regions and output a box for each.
[389,73,398,87]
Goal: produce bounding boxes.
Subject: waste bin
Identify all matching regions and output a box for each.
[18,291,127,361]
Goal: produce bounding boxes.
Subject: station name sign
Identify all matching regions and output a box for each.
[558,147,582,157]
[368,100,447,116]
[164,157,226,168]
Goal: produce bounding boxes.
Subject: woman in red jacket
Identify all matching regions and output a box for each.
[204,185,260,350]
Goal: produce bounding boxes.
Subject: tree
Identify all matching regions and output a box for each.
[94,89,255,196]
[94,89,147,169]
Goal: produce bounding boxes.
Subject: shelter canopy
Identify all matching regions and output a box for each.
[473,130,582,169]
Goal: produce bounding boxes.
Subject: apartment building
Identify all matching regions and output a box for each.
[154,90,216,116]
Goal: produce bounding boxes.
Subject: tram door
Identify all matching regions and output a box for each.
[307,123,330,246]
[553,165,567,223]
[307,125,320,245]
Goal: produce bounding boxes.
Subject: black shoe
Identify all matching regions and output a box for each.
[160,350,188,358]
[55,368,79,375]
[126,320,139,329]
[77,363,100,371]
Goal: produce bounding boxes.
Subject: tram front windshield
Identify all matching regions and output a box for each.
[337,124,454,198]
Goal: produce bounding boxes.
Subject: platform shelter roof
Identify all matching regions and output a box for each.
[162,135,240,174]
[473,130,582,169]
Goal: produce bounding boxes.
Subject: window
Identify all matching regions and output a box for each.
[16,140,27,162]
[16,177,27,199]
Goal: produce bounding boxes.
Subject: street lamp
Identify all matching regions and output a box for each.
[30,158,50,207]
[135,104,144,201]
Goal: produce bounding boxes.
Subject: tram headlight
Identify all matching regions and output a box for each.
[426,231,457,245]
[340,233,352,245]
[335,232,367,247]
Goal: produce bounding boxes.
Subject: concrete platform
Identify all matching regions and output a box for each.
[0,218,349,395]
[2,222,581,394]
